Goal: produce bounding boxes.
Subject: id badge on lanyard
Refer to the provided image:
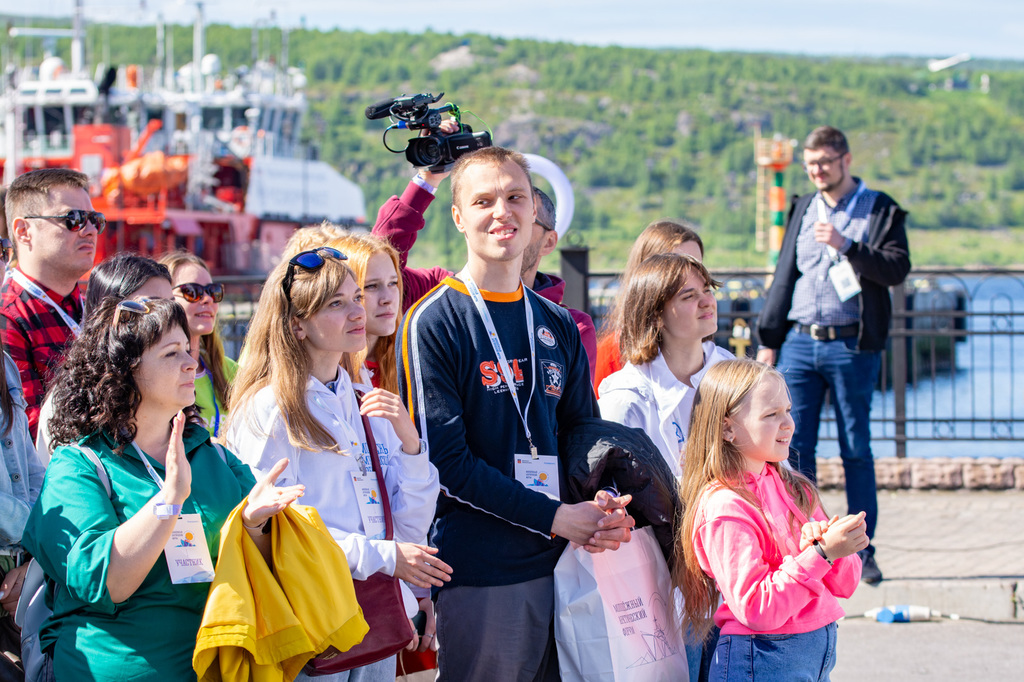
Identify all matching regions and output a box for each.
[513,454,560,501]
[163,514,216,584]
[350,471,387,539]
[133,443,215,584]
[817,183,866,302]
[464,275,560,500]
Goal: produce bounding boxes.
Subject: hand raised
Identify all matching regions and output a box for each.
[241,458,306,529]
[162,412,191,506]
[359,388,421,453]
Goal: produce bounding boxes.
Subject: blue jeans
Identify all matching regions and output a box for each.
[684,622,720,682]
[293,655,396,682]
[776,328,880,545]
[709,622,838,682]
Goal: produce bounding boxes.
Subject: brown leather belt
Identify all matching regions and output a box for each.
[795,323,860,341]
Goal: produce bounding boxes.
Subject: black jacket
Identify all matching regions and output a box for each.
[559,418,680,564]
[757,187,911,352]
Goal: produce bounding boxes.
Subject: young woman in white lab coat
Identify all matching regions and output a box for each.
[226,247,450,682]
[599,253,733,477]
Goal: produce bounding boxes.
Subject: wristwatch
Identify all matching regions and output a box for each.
[813,540,833,565]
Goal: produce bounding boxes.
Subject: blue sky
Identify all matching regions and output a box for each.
[13,0,1024,60]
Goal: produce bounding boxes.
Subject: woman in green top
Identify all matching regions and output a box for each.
[22,298,304,682]
[159,251,236,439]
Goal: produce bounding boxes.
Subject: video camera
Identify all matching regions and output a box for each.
[365,92,492,172]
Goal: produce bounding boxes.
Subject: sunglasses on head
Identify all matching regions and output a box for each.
[112,298,153,327]
[174,282,224,303]
[22,209,107,234]
[0,238,12,266]
[282,247,347,303]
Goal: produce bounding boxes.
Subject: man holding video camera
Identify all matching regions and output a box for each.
[372,124,598,380]
[398,146,633,680]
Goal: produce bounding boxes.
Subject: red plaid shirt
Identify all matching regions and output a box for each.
[0,268,83,439]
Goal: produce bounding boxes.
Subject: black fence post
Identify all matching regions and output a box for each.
[560,246,590,316]
[892,280,908,458]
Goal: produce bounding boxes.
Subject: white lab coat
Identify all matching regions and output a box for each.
[598,342,735,477]
[226,370,439,616]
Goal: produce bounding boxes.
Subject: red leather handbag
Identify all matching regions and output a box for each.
[303,400,414,675]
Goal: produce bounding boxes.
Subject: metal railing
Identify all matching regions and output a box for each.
[560,249,1024,458]
[214,258,1024,459]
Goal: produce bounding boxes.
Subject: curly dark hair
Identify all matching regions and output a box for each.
[47,297,202,454]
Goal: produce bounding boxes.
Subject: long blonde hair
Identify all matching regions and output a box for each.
[158,251,232,410]
[673,359,820,641]
[283,224,404,393]
[228,246,357,452]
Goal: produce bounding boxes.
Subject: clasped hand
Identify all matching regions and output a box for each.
[551,490,636,554]
[799,511,869,560]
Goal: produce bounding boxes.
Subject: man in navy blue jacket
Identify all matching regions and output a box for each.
[757,126,911,586]
[399,146,634,681]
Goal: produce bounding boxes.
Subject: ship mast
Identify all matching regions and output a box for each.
[192,2,205,93]
[71,0,85,77]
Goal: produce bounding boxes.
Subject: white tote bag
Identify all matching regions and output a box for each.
[554,526,688,682]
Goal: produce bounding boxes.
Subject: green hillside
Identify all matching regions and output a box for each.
[9,20,1024,269]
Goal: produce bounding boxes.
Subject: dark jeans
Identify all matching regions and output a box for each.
[776,328,880,547]
[435,576,559,682]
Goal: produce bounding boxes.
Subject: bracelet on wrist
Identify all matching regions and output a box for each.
[242,517,271,535]
[153,503,182,520]
[812,540,833,565]
[401,439,427,455]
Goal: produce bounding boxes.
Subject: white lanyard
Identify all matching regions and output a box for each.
[9,269,82,337]
[132,441,168,492]
[816,181,867,262]
[464,275,539,458]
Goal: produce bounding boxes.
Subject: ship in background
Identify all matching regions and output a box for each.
[1,0,365,273]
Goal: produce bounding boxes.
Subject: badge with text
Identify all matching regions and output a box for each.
[828,260,862,302]
[514,454,560,501]
[163,514,215,584]
[351,472,387,539]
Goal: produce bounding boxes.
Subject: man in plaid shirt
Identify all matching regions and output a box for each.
[1,169,102,439]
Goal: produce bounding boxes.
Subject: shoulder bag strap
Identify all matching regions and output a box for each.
[213,442,228,463]
[356,391,394,541]
[77,444,112,498]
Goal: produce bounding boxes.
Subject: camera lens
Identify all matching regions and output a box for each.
[406,137,443,168]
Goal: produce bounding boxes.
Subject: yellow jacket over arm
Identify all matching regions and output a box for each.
[193,502,369,682]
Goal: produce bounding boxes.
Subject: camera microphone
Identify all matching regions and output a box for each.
[365,97,397,120]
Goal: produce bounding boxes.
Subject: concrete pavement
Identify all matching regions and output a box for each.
[820,488,1024,622]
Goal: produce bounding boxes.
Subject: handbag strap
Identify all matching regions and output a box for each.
[356,391,394,541]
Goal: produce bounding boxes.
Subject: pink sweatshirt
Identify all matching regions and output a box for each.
[691,464,861,635]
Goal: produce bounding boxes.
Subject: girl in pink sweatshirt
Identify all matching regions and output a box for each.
[675,359,866,681]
